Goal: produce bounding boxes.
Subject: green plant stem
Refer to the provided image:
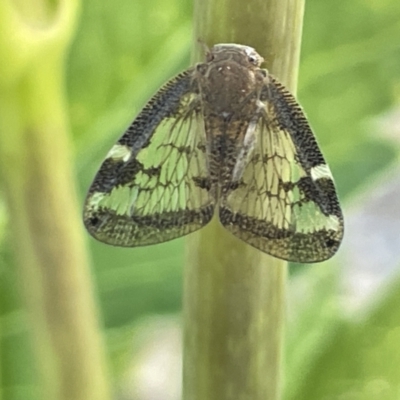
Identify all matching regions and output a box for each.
[183,1,304,400]
[0,1,111,399]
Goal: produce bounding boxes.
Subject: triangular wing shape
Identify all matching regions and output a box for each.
[219,75,343,262]
[84,70,214,246]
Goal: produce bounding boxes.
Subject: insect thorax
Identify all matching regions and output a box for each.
[193,60,264,199]
[196,59,263,118]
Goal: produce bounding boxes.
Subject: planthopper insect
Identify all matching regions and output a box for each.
[83,43,343,263]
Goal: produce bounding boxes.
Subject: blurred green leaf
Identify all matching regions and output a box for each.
[286,268,400,400]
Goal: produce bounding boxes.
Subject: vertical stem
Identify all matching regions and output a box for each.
[183,1,304,400]
[0,1,111,399]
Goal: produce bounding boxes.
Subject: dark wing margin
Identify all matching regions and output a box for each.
[83,69,214,246]
[219,74,343,263]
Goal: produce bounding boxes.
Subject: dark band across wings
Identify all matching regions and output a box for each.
[83,66,343,262]
[219,76,343,262]
[83,69,214,246]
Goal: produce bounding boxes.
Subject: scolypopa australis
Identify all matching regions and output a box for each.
[83,44,344,262]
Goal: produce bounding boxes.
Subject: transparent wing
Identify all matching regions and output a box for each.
[83,69,214,246]
[219,75,343,262]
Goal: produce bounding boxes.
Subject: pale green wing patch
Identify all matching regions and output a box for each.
[83,71,214,246]
[219,76,343,262]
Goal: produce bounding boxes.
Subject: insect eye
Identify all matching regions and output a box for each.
[248,56,258,65]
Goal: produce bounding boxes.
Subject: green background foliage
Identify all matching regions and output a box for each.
[1,0,400,398]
